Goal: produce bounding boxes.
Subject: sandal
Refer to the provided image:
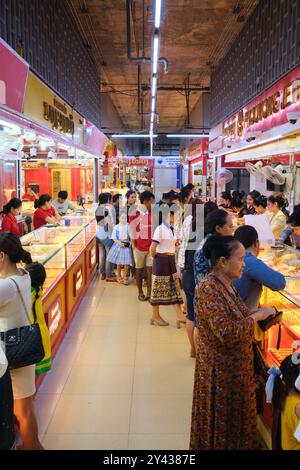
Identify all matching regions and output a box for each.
[138,293,147,301]
[123,277,129,285]
[117,276,123,284]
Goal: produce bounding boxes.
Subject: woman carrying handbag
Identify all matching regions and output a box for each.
[0,233,44,450]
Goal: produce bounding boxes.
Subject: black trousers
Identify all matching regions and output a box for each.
[0,369,15,450]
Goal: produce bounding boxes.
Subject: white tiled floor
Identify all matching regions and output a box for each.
[35,276,194,450]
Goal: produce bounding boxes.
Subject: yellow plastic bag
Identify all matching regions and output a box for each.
[30,288,52,375]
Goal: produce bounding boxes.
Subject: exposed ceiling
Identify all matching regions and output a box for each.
[66,0,259,135]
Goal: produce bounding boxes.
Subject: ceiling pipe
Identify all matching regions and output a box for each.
[126,0,168,71]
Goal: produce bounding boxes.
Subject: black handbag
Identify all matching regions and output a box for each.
[0,279,45,370]
[257,308,283,332]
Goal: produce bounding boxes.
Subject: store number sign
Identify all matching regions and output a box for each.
[89,246,96,268]
[47,296,63,338]
[73,266,83,297]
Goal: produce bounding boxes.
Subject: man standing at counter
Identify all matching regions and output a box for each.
[52,191,76,216]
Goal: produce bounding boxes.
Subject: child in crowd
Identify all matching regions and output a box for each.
[26,262,51,375]
[107,212,132,285]
[266,352,300,450]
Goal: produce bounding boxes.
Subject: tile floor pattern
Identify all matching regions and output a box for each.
[35,277,195,450]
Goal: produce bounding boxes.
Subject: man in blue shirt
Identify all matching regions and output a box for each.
[234,225,286,311]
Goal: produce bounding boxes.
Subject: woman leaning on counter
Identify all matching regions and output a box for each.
[1,198,22,237]
[267,193,288,239]
[190,235,276,450]
[33,194,61,230]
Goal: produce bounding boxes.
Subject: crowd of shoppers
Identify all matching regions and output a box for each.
[1,182,300,450]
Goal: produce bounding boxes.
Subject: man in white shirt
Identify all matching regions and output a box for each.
[52,191,76,215]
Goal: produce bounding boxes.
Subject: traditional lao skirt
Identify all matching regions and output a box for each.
[150,254,183,306]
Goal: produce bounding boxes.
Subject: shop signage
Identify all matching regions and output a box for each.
[187,138,209,160]
[155,156,180,168]
[221,69,300,142]
[0,38,29,113]
[43,99,75,136]
[47,296,63,338]
[23,72,84,144]
[89,245,96,268]
[73,266,83,296]
[120,157,154,168]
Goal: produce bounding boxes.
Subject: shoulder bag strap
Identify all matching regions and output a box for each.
[10,278,31,324]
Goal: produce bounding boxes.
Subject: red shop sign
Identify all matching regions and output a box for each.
[121,157,154,168]
[0,38,29,113]
[73,266,83,297]
[221,64,300,141]
[46,295,63,338]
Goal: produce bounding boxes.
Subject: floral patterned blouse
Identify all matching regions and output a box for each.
[193,233,211,286]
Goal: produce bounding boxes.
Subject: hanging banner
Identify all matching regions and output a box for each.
[0,38,29,113]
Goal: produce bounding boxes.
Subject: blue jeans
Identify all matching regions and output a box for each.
[97,238,114,276]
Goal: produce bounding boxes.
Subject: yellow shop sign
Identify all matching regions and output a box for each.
[23,73,84,143]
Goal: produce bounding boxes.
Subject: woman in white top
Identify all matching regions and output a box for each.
[0,232,43,450]
[267,193,288,239]
[149,204,185,327]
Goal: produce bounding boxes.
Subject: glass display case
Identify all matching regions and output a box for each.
[259,244,300,366]
[21,217,97,292]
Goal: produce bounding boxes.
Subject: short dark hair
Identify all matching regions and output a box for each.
[140,191,155,204]
[158,203,180,225]
[183,183,194,191]
[221,191,232,202]
[34,194,51,209]
[235,225,258,249]
[249,190,261,200]
[288,211,300,227]
[58,190,68,200]
[253,195,267,209]
[203,234,241,268]
[204,201,218,219]
[98,193,111,205]
[0,232,32,264]
[204,209,229,236]
[112,193,122,203]
[180,187,191,203]
[231,196,244,210]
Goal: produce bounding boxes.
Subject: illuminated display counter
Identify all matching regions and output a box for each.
[257,244,300,447]
[20,212,98,372]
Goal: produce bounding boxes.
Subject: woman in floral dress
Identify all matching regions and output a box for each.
[190,235,276,450]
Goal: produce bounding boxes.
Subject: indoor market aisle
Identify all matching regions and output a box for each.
[34,276,195,450]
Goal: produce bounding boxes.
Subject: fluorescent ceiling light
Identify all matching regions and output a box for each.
[155,0,162,28]
[166,134,209,138]
[112,134,157,138]
[150,112,155,123]
[151,97,156,113]
[152,35,159,74]
[151,76,157,97]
